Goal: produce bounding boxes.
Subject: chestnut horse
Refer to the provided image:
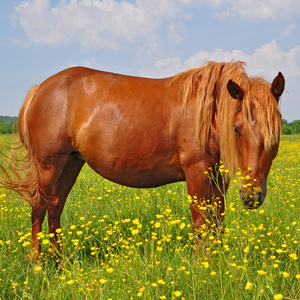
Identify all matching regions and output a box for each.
[1,61,284,259]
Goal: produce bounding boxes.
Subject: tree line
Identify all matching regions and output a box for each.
[0,116,299,135]
[282,119,300,135]
[0,116,18,134]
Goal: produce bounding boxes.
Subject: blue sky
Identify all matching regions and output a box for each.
[1,0,300,121]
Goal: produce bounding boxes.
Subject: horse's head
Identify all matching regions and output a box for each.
[227,72,285,209]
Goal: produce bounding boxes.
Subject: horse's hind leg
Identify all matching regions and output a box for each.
[47,154,85,255]
[31,200,48,261]
[30,153,72,260]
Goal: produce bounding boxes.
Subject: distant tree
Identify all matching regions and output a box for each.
[291,123,300,134]
[0,121,12,134]
[0,117,18,134]
[0,116,18,124]
[281,119,300,135]
[281,124,291,135]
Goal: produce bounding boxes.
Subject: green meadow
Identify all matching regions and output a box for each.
[0,134,299,300]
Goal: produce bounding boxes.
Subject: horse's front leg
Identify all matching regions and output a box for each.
[185,165,228,248]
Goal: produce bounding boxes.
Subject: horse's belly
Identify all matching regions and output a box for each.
[92,166,184,188]
[81,147,185,188]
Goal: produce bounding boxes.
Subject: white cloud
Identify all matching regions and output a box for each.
[14,0,194,49]
[14,0,300,51]
[168,21,184,44]
[213,0,300,20]
[280,24,296,37]
[143,41,300,81]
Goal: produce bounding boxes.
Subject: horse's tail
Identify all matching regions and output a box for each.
[0,85,41,207]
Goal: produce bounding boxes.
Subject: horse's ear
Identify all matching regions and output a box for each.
[271,72,285,101]
[227,80,244,100]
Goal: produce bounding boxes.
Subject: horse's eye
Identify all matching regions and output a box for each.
[234,125,241,138]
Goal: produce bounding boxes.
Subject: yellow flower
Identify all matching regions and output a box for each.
[106,268,114,273]
[70,225,76,230]
[276,249,283,254]
[36,232,44,239]
[173,291,181,297]
[131,229,139,235]
[282,272,290,278]
[202,262,209,269]
[42,239,50,245]
[245,282,253,290]
[99,279,107,284]
[243,247,249,253]
[55,228,62,234]
[295,274,300,279]
[289,253,298,260]
[67,280,74,285]
[151,283,158,287]
[154,222,161,228]
[132,219,140,225]
[158,279,166,285]
[22,241,31,247]
[210,271,216,276]
[257,270,267,276]
[274,294,283,300]
[34,266,42,272]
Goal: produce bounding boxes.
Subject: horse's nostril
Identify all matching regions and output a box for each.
[240,187,265,209]
[257,191,262,203]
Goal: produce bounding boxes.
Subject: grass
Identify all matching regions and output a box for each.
[0,134,299,299]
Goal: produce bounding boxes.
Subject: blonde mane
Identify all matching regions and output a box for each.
[172,61,282,175]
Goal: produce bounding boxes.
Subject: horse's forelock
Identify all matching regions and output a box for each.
[244,78,282,151]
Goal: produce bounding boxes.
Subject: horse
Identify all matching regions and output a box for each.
[1,61,284,260]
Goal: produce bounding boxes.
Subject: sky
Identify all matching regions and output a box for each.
[0,0,300,121]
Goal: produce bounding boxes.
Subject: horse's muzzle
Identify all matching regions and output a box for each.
[240,188,265,209]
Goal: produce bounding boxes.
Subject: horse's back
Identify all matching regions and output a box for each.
[22,67,186,187]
